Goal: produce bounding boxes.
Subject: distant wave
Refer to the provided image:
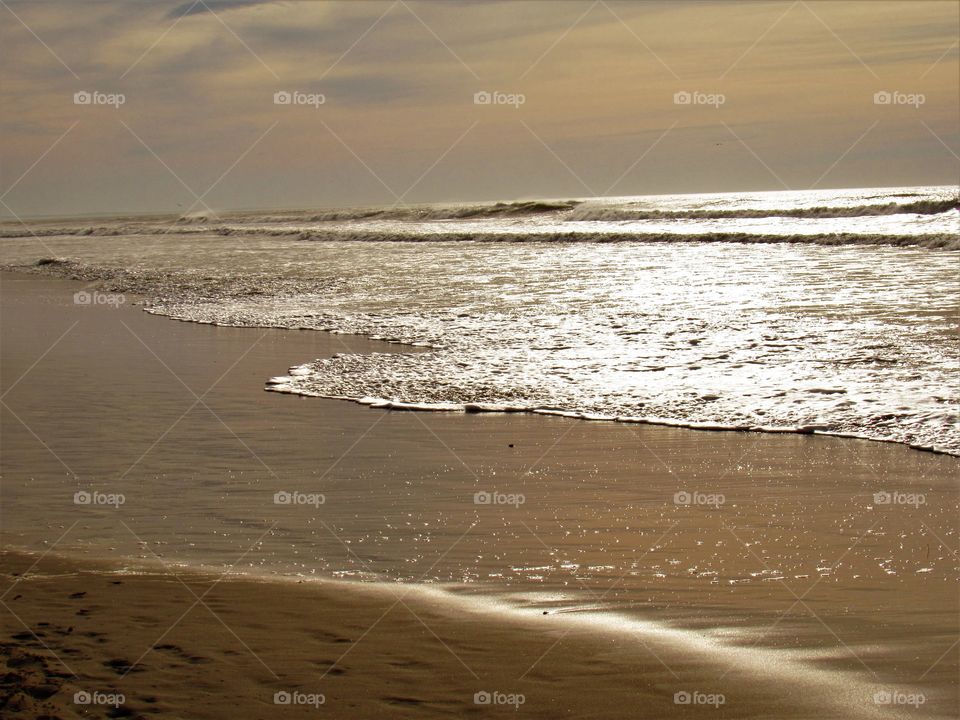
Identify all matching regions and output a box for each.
[567,198,959,221]
[3,225,956,249]
[279,229,960,250]
[171,196,957,223]
[0,224,167,238]
[0,201,584,237]
[2,190,955,251]
[174,199,583,224]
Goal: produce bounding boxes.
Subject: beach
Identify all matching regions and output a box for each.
[0,549,885,720]
[2,0,958,715]
[1,270,957,718]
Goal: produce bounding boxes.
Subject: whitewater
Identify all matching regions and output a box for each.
[2,184,958,453]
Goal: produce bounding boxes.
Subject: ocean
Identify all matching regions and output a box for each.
[1,187,958,679]
[3,185,957,454]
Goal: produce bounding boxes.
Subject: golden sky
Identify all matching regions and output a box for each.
[1,0,957,216]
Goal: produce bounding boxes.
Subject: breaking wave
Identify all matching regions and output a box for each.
[8,241,959,458]
[281,230,959,249]
[567,198,958,221]
[3,225,956,250]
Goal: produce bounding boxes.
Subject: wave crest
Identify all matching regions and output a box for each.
[567,198,959,221]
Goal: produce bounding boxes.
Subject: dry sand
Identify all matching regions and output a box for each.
[0,271,957,719]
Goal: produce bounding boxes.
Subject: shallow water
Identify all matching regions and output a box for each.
[2,186,958,715]
[1,270,958,714]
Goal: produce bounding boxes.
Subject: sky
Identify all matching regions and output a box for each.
[1,0,958,217]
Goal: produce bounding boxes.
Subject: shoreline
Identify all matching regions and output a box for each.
[1,270,957,718]
[265,381,960,457]
[0,548,948,719]
[7,262,958,457]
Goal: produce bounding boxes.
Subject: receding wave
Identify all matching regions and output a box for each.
[6,252,959,458]
[9,258,346,302]
[265,379,958,457]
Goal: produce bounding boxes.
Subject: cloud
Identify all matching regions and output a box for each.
[167,0,280,19]
[0,0,956,217]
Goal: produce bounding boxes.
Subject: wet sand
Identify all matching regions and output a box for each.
[0,549,884,720]
[1,270,957,718]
